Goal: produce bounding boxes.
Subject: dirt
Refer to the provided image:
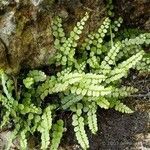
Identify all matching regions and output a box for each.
[60,108,149,150]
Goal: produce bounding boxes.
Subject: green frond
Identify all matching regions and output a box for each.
[99,41,122,74]
[136,54,150,73]
[81,17,111,55]
[50,119,64,150]
[87,102,98,134]
[20,129,28,150]
[36,71,83,100]
[31,115,41,133]
[106,50,144,83]
[116,33,150,59]
[71,103,89,149]
[109,86,138,98]
[70,84,112,97]
[27,70,47,82]
[23,77,34,89]
[0,111,10,128]
[53,13,89,66]
[51,16,66,42]
[37,105,54,150]
[115,101,133,113]
[96,97,110,109]
[6,78,14,93]
[87,54,100,69]
[1,72,12,100]
[111,17,123,32]
[109,99,133,113]
[61,94,83,110]
[72,114,89,150]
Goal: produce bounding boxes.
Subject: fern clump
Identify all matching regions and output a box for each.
[50,12,149,149]
[0,12,149,150]
[0,70,62,150]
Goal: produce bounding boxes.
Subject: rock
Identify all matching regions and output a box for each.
[30,0,44,6]
[0,0,107,73]
[114,0,150,30]
[0,131,19,149]
[0,0,55,73]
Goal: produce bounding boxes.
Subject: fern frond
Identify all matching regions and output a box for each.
[87,102,98,134]
[37,72,83,100]
[0,110,10,128]
[27,70,47,82]
[50,119,64,150]
[53,13,89,66]
[136,54,150,73]
[72,114,89,149]
[106,50,144,83]
[1,72,12,100]
[81,17,111,55]
[23,77,34,89]
[51,16,66,42]
[99,41,122,75]
[109,86,138,98]
[111,17,123,33]
[87,54,100,69]
[70,84,112,97]
[37,105,54,150]
[31,115,41,133]
[96,97,110,109]
[115,101,133,113]
[61,94,83,110]
[122,33,149,47]
[6,78,14,93]
[72,103,89,150]
[20,129,28,150]
[109,99,133,113]
[116,33,150,59]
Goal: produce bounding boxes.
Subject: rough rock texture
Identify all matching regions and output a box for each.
[114,0,150,30]
[0,0,55,73]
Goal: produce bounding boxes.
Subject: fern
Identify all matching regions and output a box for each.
[109,99,134,113]
[96,97,110,109]
[87,102,98,134]
[53,13,89,66]
[50,119,64,150]
[72,103,89,149]
[0,11,149,150]
[20,128,28,150]
[37,105,54,149]
[61,93,83,110]
[27,70,47,82]
[136,54,150,73]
